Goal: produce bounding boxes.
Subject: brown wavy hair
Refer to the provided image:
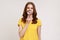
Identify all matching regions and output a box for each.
[22,2,38,24]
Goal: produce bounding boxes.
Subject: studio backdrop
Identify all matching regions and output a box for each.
[0,0,60,40]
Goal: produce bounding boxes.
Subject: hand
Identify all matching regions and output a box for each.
[26,17,31,24]
[27,10,32,15]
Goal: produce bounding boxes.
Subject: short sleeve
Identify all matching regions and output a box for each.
[37,19,42,27]
[18,18,22,27]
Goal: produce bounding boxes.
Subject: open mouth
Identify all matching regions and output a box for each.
[27,10,32,14]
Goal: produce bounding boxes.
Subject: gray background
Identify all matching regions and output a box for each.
[0,0,60,40]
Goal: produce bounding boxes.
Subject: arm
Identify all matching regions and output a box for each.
[18,16,32,38]
[37,25,41,40]
[18,23,29,38]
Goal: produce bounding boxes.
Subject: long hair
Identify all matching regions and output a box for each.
[22,2,38,24]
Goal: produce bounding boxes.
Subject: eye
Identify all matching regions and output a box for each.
[27,7,29,9]
[31,7,33,9]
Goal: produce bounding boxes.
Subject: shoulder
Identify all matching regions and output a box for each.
[18,17,24,24]
[18,17,22,26]
[18,17,22,22]
[37,18,42,22]
[37,18,42,26]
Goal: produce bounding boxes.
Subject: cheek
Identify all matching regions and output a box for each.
[27,8,30,11]
[31,9,33,12]
[26,9,28,12]
[27,9,29,10]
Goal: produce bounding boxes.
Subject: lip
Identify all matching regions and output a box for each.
[27,10,32,13]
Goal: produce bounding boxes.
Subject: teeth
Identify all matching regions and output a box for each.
[27,10,32,14]
[29,10,31,12]
[27,12,30,14]
[27,11,30,13]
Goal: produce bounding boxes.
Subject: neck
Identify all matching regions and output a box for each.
[28,14,32,18]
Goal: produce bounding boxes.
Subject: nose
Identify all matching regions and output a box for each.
[29,8,32,11]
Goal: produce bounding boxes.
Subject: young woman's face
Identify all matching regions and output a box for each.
[26,4,33,15]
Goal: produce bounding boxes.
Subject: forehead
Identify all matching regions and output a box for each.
[27,4,33,7]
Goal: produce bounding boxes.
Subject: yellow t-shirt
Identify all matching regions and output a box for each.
[18,18,42,40]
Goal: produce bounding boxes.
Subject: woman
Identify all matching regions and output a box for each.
[18,2,42,40]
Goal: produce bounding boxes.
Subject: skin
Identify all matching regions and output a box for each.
[37,25,41,40]
[18,4,41,40]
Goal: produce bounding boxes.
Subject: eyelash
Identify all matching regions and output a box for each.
[27,7,33,9]
[31,8,33,9]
